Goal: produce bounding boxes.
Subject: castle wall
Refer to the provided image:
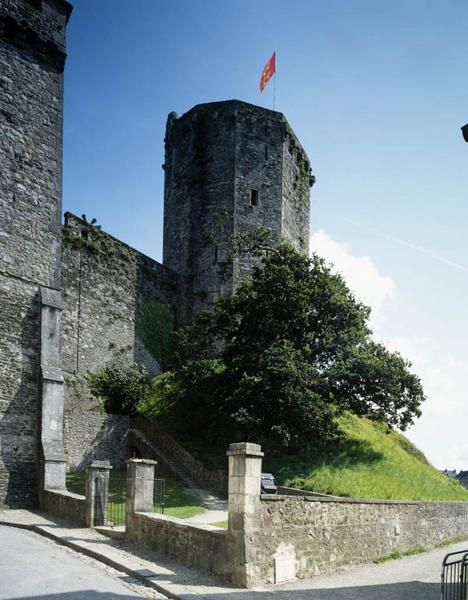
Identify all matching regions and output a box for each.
[232,104,284,282]
[64,411,129,471]
[61,213,176,469]
[281,126,313,255]
[0,0,71,507]
[163,100,313,317]
[163,105,236,317]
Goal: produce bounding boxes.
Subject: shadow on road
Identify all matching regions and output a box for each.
[11,593,140,600]
[11,580,448,600]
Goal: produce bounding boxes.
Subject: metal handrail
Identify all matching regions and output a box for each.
[441,549,468,600]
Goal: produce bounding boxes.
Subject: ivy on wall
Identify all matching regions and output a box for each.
[136,301,174,370]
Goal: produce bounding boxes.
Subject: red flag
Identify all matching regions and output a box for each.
[259,51,276,93]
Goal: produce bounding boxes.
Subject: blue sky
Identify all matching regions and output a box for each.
[64,0,468,468]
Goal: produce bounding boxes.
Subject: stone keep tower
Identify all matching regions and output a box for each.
[0,0,72,507]
[163,100,314,317]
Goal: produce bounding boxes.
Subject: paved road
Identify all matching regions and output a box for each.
[0,518,465,599]
[0,526,165,600]
[255,541,468,600]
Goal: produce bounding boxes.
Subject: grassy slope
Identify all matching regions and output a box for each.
[265,412,468,501]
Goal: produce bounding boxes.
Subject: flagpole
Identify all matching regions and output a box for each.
[273,50,277,110]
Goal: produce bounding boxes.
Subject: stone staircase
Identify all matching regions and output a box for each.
[127,427,228,512]
[128,427,199,493]
[129,416,228,498]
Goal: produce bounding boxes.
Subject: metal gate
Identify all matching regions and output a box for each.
[153,477,165,514]
[107,472,127,526]
[441,549,468,599]
[106,474,165,526]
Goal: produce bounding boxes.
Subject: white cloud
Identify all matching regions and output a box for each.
[310,229,395,321]
[384,335,468,469]
[309,230,468,470]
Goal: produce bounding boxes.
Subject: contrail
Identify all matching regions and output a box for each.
[331,214,468,275]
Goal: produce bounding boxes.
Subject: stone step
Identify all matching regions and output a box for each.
[128,429,212,500]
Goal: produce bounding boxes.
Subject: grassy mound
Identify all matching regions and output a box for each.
[265,412,468,501]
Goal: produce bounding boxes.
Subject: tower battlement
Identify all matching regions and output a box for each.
[0,0,72,72]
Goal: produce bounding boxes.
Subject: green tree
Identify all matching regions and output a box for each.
[87,361,149,415]
[144,243,425,451]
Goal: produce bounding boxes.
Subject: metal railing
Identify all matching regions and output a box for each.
[107,472,127,526]
[106,473,165,526]
[153,477,165,514]
[441,549,468,599]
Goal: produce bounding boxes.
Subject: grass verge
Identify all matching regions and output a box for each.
[66,470,206,524]
[373,546,427,564]
[209,520,228,529]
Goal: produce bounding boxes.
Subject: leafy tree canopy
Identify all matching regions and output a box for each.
[88,360,149,415]
[144,241,425,452]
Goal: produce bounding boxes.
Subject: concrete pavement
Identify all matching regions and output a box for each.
[0,508,464,599]
[182,488,227,526]
[0,526,164,600]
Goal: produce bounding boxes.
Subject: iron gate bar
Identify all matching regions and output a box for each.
[441,549,468,600]
[153,478,165,514]
[107,472,127,527]
[106,473,166,526]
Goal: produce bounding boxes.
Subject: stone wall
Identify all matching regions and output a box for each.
[41,488,86,526]
[228,443,468,588]
[60,213,177,471]
[126,512,229,576]
[163,104,236,317]
[249,495,468,585]
[0,0,71,507]
[232,102,312,284]
[0,278,40,507]
[64,411,129,471]
[61,213,176,380]
[120,453,468,590]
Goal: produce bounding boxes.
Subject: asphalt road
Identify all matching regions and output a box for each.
[0,526,165,600]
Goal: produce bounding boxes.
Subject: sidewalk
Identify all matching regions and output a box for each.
[183,488,228,526]
[0,508,460,599]
[0,509,235,600]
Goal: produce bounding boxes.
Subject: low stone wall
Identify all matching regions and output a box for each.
[64,410,129,471]
[251,495,468,584]
[126,512,230,577]
[41,489,86,526]
[131,416,228,495]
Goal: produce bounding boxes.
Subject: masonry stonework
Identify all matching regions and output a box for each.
[0,0,317,507]
[122,443,468,588]
[252,496,468,585]
[64,411,129,471]
[163,100,314,317]
[0,0,72,507]
[60,213,176,470]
